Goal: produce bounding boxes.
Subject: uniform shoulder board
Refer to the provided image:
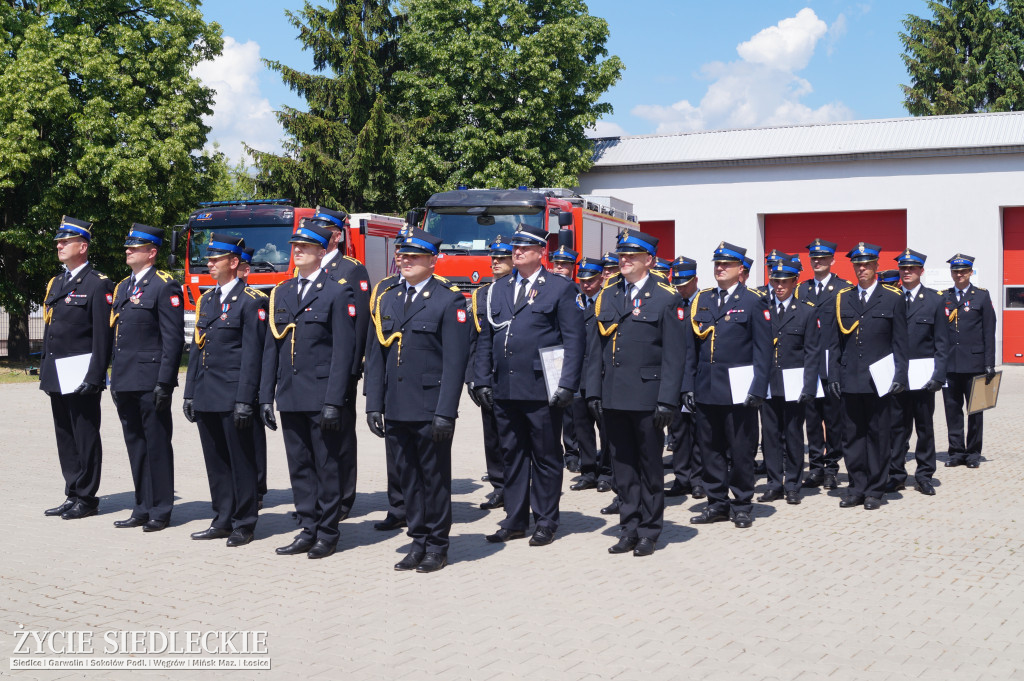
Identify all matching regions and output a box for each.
[449,284,461,292]
[651,270,667,280]
[155,270,174,282]
[343,255,363,265]
[801,299,815,307]
[882,284,901,294]
[433,274,451,283]
[976,286,987,291]
[335,277,347,286]
[602,274,622,289]
[92,271,108,280]
[244,286,267,299]
[837,286,855,294]
[749,288,766,297]
[657,282,675,294]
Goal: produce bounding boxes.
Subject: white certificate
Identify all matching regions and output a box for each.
[728,365,754,404]
[55,353,92,395]
[538,345,564,402]
[907,358,935,391]
[869,354,896,397]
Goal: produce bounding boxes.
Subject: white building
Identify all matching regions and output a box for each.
[577,111,1024,364]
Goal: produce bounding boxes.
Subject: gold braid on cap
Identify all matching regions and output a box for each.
[835,288,859,335]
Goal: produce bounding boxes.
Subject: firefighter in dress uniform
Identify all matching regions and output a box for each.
[259,223,358,559]
[940,254,996,469]
[586,230,688,556]
[828,242,909,510]
[40,216,114,520]
[365,229,469,573]
[109,224,184,532]
[888,248,948,495]
[182,233,267,547]
[549,244,581,473]
[238,246,269,508]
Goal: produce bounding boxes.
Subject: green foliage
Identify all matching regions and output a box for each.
[395,0,623,203]
[901,0,1024,114]
[246,0,403,213]
[0,0,223,357]
[204,145,260,202]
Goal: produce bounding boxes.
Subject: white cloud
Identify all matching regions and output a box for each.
[192,36,284,165]
[587,120,630,138]
[827,14,848,55]
[632,8,852,135]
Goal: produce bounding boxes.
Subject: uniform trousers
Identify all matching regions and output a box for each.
[49,392,103,507]
[493,399,563,532]
[384,437,405,520]
[196,411,259,531]
[805,391,843,475]
[561,404,579,466]
[114,390,174,522]
[386,420,452,554]
[890,389,937,484]
[481,405,504,495]
[942,373,984,465]
[573,395,611,484]
[603,409,665,541]
[280,411,343,544]
[668,410,702,489]
[842,392,893,500]
[251,404,267,497]
[696,403,758,515]
[339,381,359,516]
[760,397,806,492]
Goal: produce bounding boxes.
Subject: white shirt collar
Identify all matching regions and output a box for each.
[902,283,921,299]
[132,266,152,283]
[718,282,739,297]
[857,281,878,299]
[321,250,339,268]
[626,274,650,294]
[814,273,832,288]
[401,276,430,295]
[217,278,240,299]
[516,268,542,287]
[777,294,793,310]
[65,262,89,279]
[297,268,322,284]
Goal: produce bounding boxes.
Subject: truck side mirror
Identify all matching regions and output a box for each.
[558,212,574,228]
[167,228,182,268]
[406,209,424,227]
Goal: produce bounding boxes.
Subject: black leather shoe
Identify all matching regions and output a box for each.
[276,536,315,555]
[45,500,75,517]
[633,537,656,556]
[479,494,504,510]
[226,527,254,547]
[114,516,148,528]
[486,528,526,543]
[373,514,407,531]
[863,497,881,510]
[570,479,597,491]
[600,498,620,515]
[690,508,729,524]
[608,536,638,554]
[565,457,581,473]
[596,480,613,493]
[191,526,231,540]
[785,491,801,505]
[394,551,425,571]
[916,480,936,496]
[823,474,839,490]
[801,472,824,488]
[307,539,337,559]
[945,458,965,467]
[757,488,784,502]
[885,481,906,493]
[416,552,447,573]
[691,486,707,499]
[481,473,490,482]
[529,527,555,546]
[839,496,864,508]
[142,519,168,532]
[665,482,692,498]
[61,501,97,520]
[966,461,980,469]
[733,511,753,528]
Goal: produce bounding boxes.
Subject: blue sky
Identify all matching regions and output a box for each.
[196,0,930,163]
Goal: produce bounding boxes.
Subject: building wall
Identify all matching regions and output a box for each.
[578,151,1024,361]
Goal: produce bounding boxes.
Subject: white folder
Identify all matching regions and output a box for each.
[55,353,92,395]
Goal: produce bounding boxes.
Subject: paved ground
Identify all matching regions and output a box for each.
[2,367,1024,680]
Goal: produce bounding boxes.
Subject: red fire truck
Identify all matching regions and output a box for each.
[169,199,404,346]
[405,187,639,294]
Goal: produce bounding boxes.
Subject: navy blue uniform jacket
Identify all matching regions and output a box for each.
[260,270,357,411]
[767,299,821,399]
[828,284,910,393]
[473,268,585,400]
[184,284,268,411]
[39,264,114,393]
[684,284,772,404]
[365,275,469,421]
[905,286,949,384]
[941,284,995,374]
[109,270,185,391]
[324,252,371,378]
[586,277,688,410]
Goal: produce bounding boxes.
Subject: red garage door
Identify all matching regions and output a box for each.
[639,220,675,260]
[764,210,908,283]
[1002,207,1024,363]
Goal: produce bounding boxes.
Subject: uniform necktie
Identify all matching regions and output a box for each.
[515,278,528,306]
[861,290,867,305]
[212,286,222,309]
[405,284,416,312]
[817,282,823,297]
[777,302,785,318]
[63,270,72,287]
[128,274,137,292]
[630,284,639,301]
[297,278,308,304]
[586,297,594,309]
[719,289,728,309]
[957,289,964,303]
[906,290,913,304]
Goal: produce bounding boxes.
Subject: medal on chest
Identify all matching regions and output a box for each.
[220,302,230,321]
[631,297,641,316]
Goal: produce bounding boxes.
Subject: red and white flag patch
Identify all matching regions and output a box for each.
[677,307,684,320]
[258,309,267,321]
[348,304,357,317]
[457,309,467,323]
[816,318,821,329]
[105,293,113,305]
[360,280,369,292]
[762,309,770,321]
[170,295,181,308]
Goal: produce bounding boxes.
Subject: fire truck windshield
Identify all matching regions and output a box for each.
[424,208,545,254]
[188,225,292,273]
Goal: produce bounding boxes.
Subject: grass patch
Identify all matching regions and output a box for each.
[0,359,41,385]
